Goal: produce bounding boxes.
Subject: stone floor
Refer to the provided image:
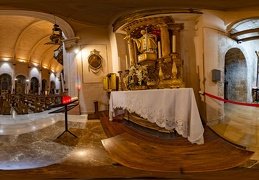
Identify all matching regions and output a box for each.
[1,108,259,179]
[210,103,259,160]
[0,112,113,170]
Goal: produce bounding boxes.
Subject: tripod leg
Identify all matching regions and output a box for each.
[68,130,78,138]
[57,131,66,138]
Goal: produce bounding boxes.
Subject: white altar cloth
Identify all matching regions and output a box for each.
[109,88,204,144]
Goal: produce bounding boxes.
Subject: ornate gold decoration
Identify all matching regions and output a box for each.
[158,53,184,88]
[88,49,103,74]
[125,64,148,90]
[119,15,185,90]
[113,8,202,32]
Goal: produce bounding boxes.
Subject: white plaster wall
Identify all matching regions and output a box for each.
[29,67,40,79]
[195,12,226,124]
[63,21,112,114]
[49,72,56,82]
[63,49,77,97]
[0,62,14,76]
[196,11,259,124]
[55,74,60,91]
[109,32,120,73]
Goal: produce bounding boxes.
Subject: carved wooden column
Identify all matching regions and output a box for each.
[170,24,184,87]
[171,24,183,55]
[159,24,171,58]
[126,35,136,67]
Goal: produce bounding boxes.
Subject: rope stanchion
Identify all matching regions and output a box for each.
[204,92,259,107]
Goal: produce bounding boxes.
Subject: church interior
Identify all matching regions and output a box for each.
[2,0,259,179]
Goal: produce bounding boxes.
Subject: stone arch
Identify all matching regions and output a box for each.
[41,79,47,95]
[30,77,39,94]
[15,75,26,94]
[50,80,56,94]
[224,48,247,102]
[0,73,12,93]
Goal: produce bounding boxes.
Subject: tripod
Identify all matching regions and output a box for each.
[57,104,78,138]
[49,98,79,138]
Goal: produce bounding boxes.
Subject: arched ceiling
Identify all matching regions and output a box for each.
[0,0,259,26]
[228,18,259,42]
[0,15,63,72]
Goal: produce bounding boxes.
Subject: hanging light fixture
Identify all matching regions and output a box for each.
[45,16,64,45]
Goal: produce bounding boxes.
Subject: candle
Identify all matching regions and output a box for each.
[158,41,161,58]
[118,57,121,71]
[172,35,176,53]
[125,55,129,69]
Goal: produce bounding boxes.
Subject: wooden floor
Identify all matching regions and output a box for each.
[100,112,254,172]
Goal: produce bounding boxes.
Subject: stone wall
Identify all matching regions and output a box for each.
[225,48,247,102]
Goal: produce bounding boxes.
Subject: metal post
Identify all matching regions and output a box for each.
[255,51,259,87]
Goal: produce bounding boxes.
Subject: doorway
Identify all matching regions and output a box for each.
[224,48,247,102]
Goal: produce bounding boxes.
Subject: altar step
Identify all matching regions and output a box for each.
[124,112,171,133]
[100,112,254,172]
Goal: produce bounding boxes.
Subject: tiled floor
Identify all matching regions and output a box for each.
[1,108,259,178]
[210,103,259,160]
[0,112,91,170]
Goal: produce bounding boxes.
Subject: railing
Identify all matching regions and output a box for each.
[203,92,259,150]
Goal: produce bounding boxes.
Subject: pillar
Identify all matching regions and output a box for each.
[159,24,170,58]
[126,35,136,66]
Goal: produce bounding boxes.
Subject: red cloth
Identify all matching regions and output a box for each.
[62,95,71,104]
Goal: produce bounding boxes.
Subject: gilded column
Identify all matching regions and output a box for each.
[159,24,170,58]
[170,24,183,55]
[125,34,136,67]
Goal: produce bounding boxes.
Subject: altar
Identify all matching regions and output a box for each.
[109,88,204,144]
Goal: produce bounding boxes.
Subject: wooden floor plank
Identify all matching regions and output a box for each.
[100,112,254,172]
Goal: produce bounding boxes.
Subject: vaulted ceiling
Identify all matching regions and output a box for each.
[0,0,259,74]
[0,0,259,25]
[0,15,62,72]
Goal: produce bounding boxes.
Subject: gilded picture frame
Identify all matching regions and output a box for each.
[88,49,103,74]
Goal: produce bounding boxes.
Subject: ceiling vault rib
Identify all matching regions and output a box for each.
[13,20,51,61]
[28,35,52,64]
[237,35,259,42]
[13,20,45,61]
[40,46,58,68]
[230,28,259,39]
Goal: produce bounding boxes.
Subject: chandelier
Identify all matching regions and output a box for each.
[45,23,64,45]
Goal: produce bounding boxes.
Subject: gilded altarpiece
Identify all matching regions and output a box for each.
[118,16,185,90]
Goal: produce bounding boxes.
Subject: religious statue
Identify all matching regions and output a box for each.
[133,30,157,53]
[133,30,158,62]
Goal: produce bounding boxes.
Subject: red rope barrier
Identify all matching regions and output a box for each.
[204,92,259,107]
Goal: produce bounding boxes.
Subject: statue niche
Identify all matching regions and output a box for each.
[121,16,184,89]
[133,29,158,63]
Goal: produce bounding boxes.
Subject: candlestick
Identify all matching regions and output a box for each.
[158,41,162,58]
[172,35,176,53]
[125,55,129,69]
